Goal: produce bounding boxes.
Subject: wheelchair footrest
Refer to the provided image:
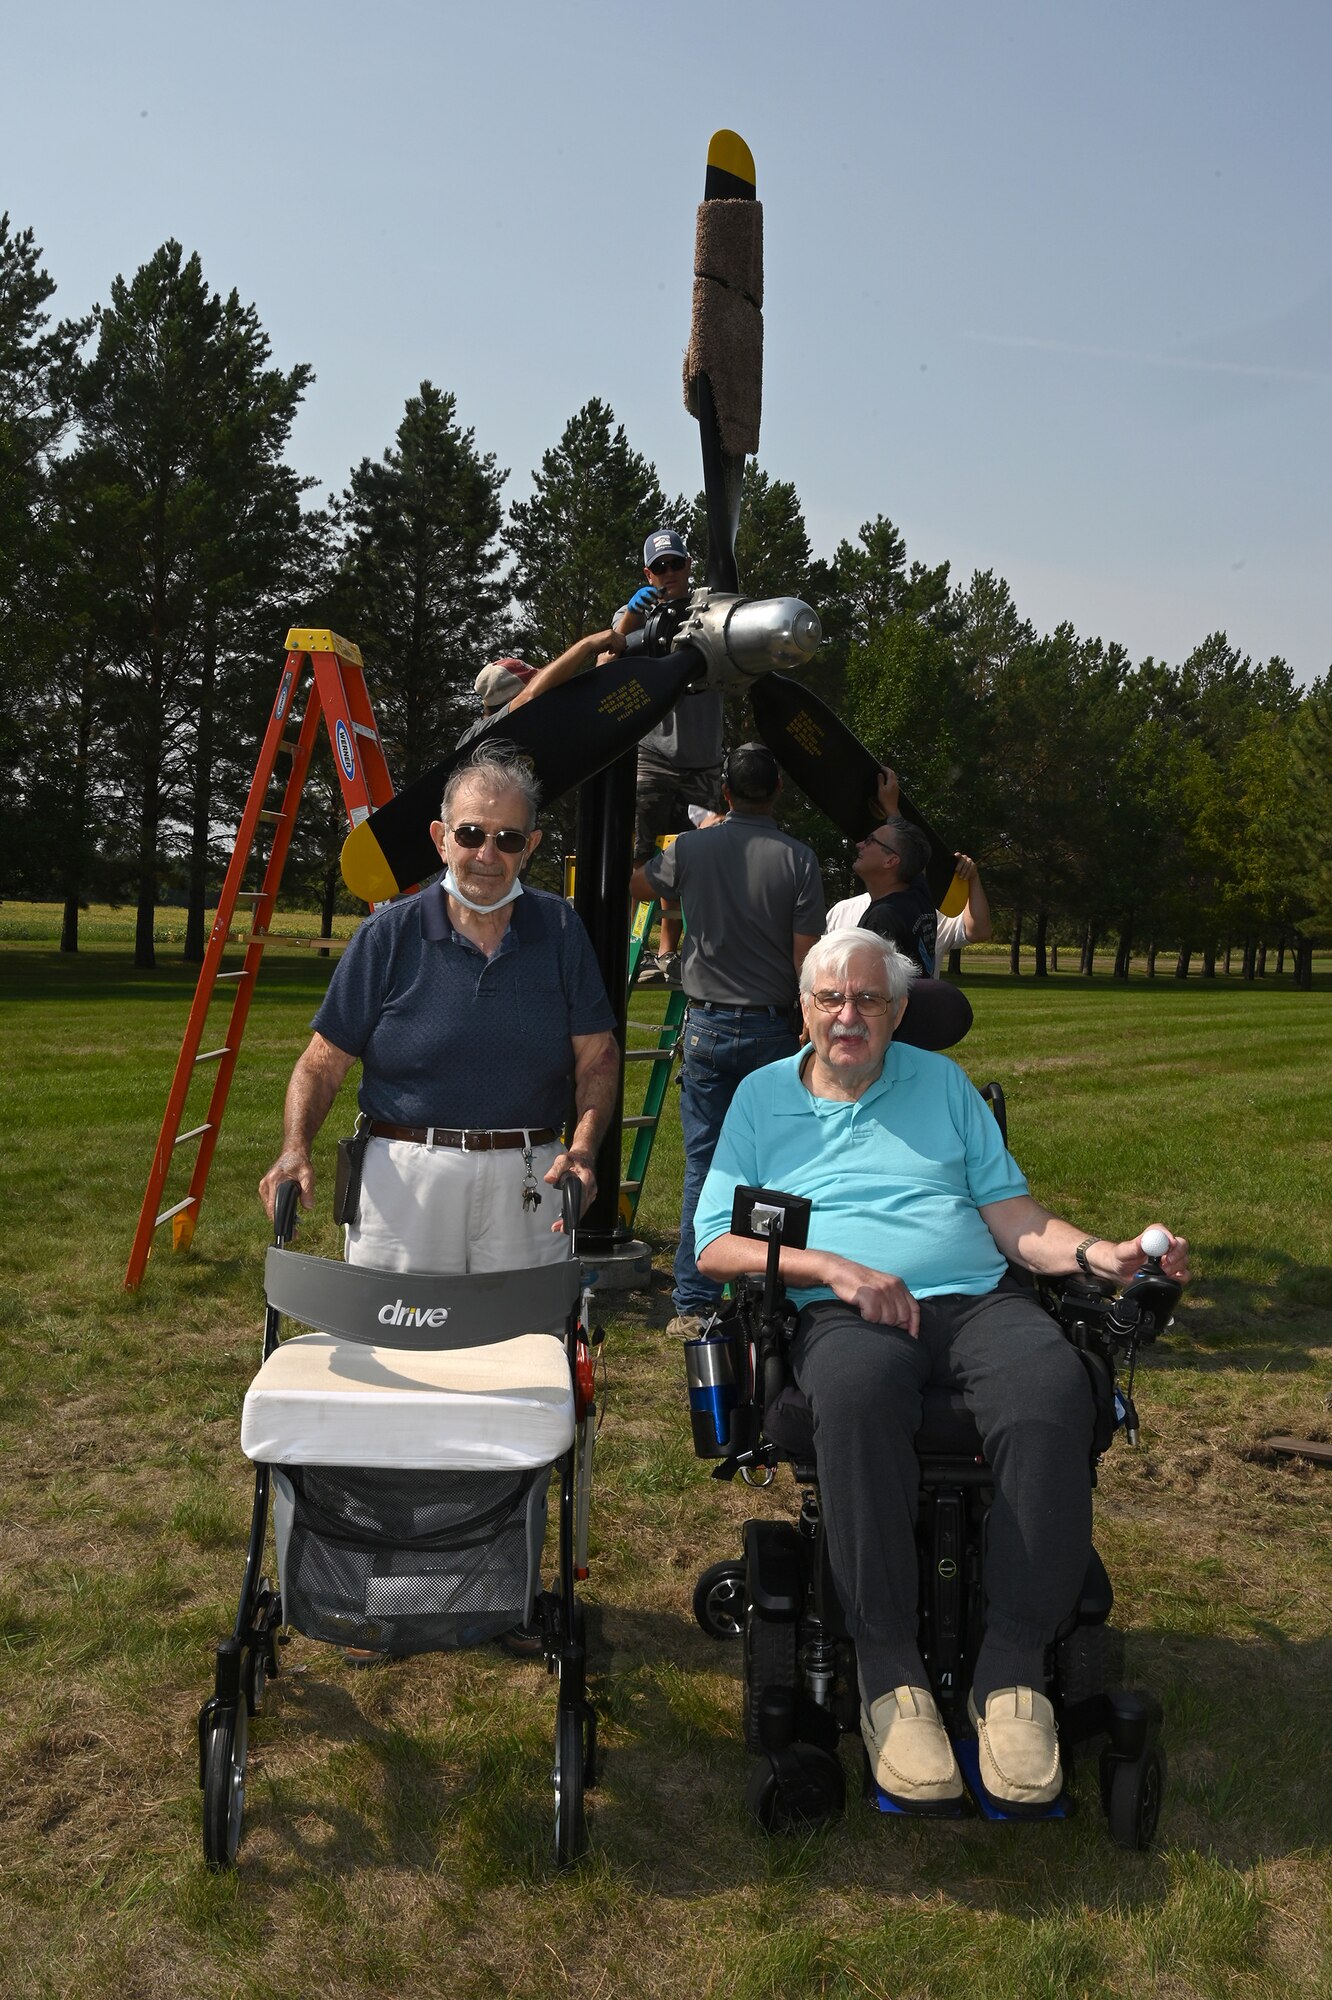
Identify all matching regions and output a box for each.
[868,1737,1070,1822]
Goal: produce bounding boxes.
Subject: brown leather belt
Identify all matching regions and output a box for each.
[367,1121,558,1151]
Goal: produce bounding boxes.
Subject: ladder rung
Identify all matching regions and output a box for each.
[172,1123,213,1148]
[622,1115,656,1129]
[215,969,251,981]
[194,1047,230,1065]
[258,809,288,824]
[619,1180,643,1196]
[351,722,379,740]
[624,1047,675,1062]
[154,1196,198,1227]
[235,890,271,900]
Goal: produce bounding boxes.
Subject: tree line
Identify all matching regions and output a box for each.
[2,218,1327,982]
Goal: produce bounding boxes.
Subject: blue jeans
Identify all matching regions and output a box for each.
[674,1004,800,1316]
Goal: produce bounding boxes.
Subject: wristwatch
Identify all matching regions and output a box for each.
[1074,1236,1101,1278]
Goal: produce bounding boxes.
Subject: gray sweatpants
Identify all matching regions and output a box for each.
[790,1281,1095,1708]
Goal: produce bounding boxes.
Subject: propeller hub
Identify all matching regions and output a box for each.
[672,589,823,690]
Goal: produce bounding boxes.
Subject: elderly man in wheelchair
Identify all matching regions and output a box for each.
[691,930,1189,1825]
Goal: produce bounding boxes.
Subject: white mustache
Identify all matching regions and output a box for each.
[829,1023,867,1043]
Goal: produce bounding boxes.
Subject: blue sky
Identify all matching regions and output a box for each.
[7,0,1329,682]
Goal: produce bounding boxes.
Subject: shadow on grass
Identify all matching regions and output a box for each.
[1149,1254,1332,1373]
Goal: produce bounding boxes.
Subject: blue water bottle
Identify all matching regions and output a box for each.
[684,1327,740,1456]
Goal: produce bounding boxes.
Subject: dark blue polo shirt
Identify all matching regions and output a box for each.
[312,885,615,1129]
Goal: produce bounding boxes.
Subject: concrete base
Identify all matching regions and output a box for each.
[577,1237,654,1292]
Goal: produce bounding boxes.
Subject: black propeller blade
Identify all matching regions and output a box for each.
[340,645,702,903]
[748,672,966,912]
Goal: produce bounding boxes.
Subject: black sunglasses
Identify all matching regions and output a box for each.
[450,823,530,853]
[648,556,688,575]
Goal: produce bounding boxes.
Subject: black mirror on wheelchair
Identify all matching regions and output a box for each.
[728,1187,812,1247]
[730,1187,813,1328]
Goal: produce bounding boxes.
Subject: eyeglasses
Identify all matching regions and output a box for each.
[864,835,902,861]
[809,989,894,1018]
[648,556,688,576]
[449,823,530,853]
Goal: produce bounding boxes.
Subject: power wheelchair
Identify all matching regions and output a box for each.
[687,1087,1182,1849]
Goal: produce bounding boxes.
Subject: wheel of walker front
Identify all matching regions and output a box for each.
[554,1704,587,1867]
[1105,1744,1166,1851]
[201,1703,249,1870]
[692,1560,746,1641]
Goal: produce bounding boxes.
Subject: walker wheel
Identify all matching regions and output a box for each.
[693,1560,747,1640]
[201,1703,249,1870]
[554,1702,589,1867]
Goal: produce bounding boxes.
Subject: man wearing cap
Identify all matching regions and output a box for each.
[258,746,620,1277]
[629,742,823,1335]
[614,530,724,987]
[459,625,626,749]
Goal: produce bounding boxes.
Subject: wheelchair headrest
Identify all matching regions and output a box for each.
[895,978,973,1053]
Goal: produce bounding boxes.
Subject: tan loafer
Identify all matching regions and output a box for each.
[861,1685,963,1806]
[968,1686,1062,1809]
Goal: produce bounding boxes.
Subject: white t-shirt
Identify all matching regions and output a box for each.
[826,890,967,956]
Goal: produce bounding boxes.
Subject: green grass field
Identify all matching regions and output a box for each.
[2,909,1331,1999]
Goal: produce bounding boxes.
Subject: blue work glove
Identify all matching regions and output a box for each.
[627,585,660,615]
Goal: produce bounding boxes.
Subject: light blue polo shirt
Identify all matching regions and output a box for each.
[691,1042,1028,1307]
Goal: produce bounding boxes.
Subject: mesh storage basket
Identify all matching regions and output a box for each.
[272,1463,549,1654]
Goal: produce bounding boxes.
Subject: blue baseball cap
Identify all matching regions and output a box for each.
[643,528,689,567]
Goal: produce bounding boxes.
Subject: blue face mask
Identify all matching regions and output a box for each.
[443,866,524,915]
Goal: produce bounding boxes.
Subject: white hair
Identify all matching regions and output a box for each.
[800,930,918,1004]
[440,745,541,830]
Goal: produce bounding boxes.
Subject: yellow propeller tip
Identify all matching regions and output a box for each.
[340,823,399,904]
[707,129,755,190]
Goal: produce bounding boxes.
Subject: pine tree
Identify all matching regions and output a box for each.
[338,382,507,787]
[504,398,669,661]
[62,242,311,965]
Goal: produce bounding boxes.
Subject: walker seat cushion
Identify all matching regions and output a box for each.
[241,1331,575,1471]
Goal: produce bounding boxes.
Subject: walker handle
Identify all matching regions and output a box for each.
[273,1179,301,1248]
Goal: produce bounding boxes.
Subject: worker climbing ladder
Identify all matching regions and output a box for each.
[618,896,687,1230]
[124,630,394,1290]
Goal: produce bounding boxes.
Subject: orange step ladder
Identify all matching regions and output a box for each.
[124,629,394,1289]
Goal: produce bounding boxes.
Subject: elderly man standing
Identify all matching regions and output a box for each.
[693,930,1188,1814]
[259,748,619,1276]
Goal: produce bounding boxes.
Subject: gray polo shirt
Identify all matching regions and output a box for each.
[643,812,825,1007]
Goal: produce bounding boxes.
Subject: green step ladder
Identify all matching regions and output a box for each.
[619,898,687,1230]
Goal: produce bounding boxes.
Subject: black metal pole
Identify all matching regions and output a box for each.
[572,747,638,1253]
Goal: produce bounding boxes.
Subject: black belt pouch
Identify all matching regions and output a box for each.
[333,1116,373,1226]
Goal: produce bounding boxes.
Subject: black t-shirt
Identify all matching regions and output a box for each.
[858,879,938,976]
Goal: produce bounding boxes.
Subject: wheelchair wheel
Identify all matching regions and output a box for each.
[553,1703,588,1867]
[201,1703,248,1871]
[743,1611,799,1753]
[746,1745,845,1834]
[693,1560,747,1640]
[1102,1744,1166,1851]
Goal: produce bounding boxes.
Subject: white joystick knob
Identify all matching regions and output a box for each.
[1140,1226,1170,1259]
